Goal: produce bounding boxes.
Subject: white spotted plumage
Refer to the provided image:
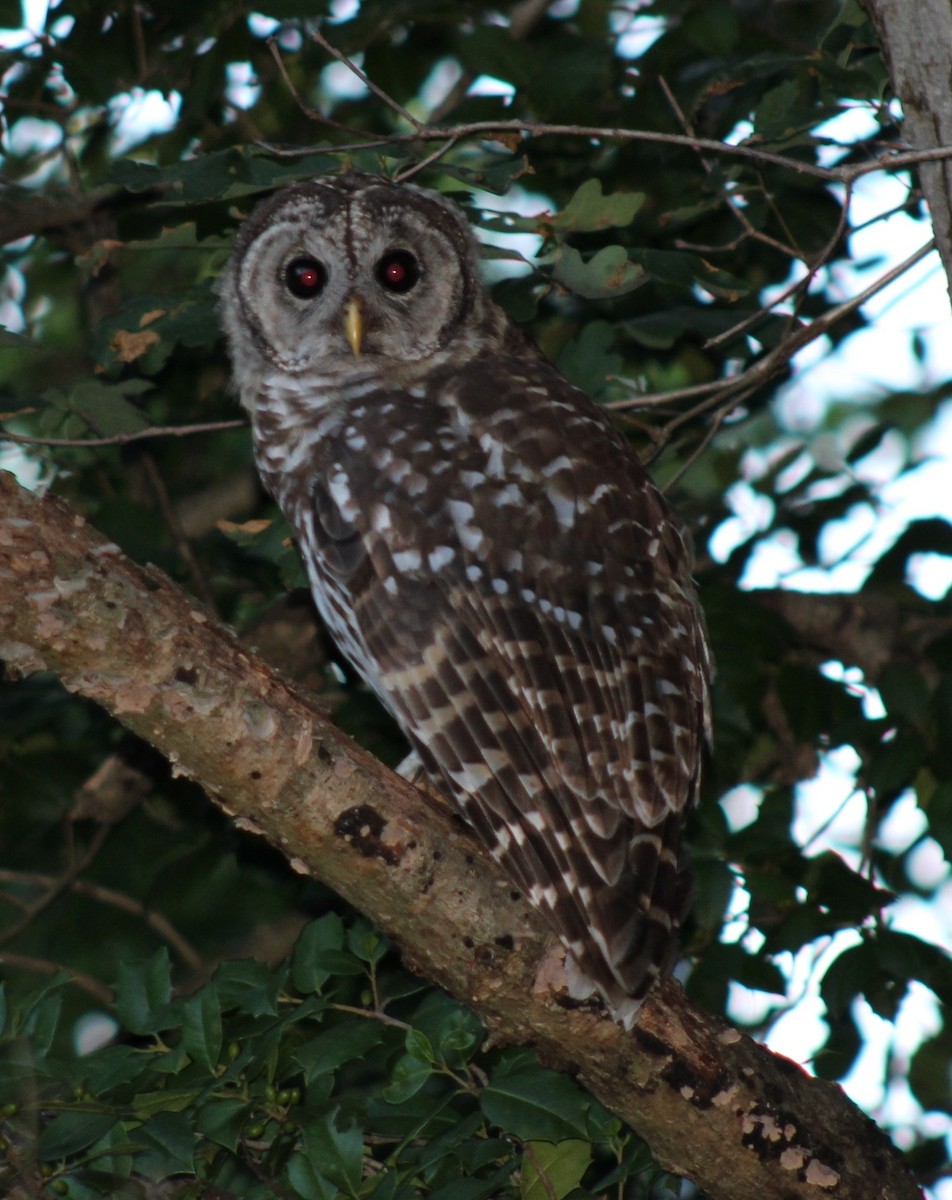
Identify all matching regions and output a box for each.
[220,171,712,1027]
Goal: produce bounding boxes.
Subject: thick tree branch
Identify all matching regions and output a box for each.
[863,0,952,305]
[752,587,947,686]
[0,471,921,1200]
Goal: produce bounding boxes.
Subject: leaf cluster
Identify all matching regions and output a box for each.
[0,914,674,1200]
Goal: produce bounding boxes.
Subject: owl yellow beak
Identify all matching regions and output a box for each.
[343,297,363,357]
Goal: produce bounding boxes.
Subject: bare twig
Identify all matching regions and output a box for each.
[616,237,937,456]
[309,28,423,130]
[265,38,379,139]
[0,951,114,1005]
[0,869,203,970]
[0,418,246,448]
[659,75,800,261]
[254,120,952,186]
[702,180,854,353]
[395,136,461,182]
[0,824,113,948]
[139,450,217,611]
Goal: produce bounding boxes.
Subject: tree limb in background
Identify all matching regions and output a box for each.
[862,0,952,299]
[0,470,923,1200]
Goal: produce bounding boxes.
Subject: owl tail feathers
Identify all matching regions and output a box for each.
[563,952,644,1030]
[561,874,688,1030]
[563,920,677,1030]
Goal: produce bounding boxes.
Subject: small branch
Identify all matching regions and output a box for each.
[658,75,800,261]
[0,951,115,1006]
[0,869,204,971]
[0,418,246,449]
[265,39,379,139]
[309,28,423,131]
[0,824,113,948]
[255,120,952,186]
[139,450,217,611]
[702,179,854,351]
[619,236,936,462]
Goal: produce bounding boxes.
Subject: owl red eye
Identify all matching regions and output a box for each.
[285,256,326,299]
[375,250,420,294]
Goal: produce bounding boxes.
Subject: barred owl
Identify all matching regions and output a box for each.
[220,172,712,1027]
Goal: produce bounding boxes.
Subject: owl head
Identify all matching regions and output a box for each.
[220,172,507,407]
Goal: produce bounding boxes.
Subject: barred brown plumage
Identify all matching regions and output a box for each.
[220,171,712,1027]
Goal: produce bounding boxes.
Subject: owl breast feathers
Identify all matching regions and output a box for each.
[220,171,712,1028]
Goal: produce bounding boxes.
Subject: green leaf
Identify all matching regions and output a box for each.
[405,1028,435,1063]
[909,1028,952,1113]
[196,1098,251,1153]
[294,1020,387,1083]
[521,1140,591,1200]
[24,991,63,1058]
[550,179,644,233]
[292,913,347,993]
[88,1117,136,1179]
[629,248,749,299]
[182,985,223,1072]
[214,959,284,1016]
[302,1108,364,1197]
[878,665,931,727]
[82,1045,148,1095]
[383,1052,433,1104]
[556,320,623,397]
[552,245,646,300]
[39,1111,118,1161]
[132,1087,203,1117]
[481,1067,593,1142]
[288,1150,338,1200]
[347,921,389,965]
[136,1110,197,1178]
[114,948,175,1036]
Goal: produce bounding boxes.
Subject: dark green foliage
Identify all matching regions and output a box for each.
[1,0,950,1194]
[0,917,665,1199]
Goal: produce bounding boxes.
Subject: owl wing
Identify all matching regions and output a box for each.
[304,361,711,1022]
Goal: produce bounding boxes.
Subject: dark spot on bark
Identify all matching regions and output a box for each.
[660,1057,697,1094]
[432,850,442,861]
[474,944,493,965]
[250,770,262,780]
[555,992,603,1016]
[509,890,521,902]
[105,601,116,610]
[660,1059,732,1109]
[463,937,474,949]
[174,666,198,685]
[334,804,398,865]
[408,840,417,850]
[494,934,514,951]
[632,1027,669,1057]
[465,854,475,865]
[317,743,333,766]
